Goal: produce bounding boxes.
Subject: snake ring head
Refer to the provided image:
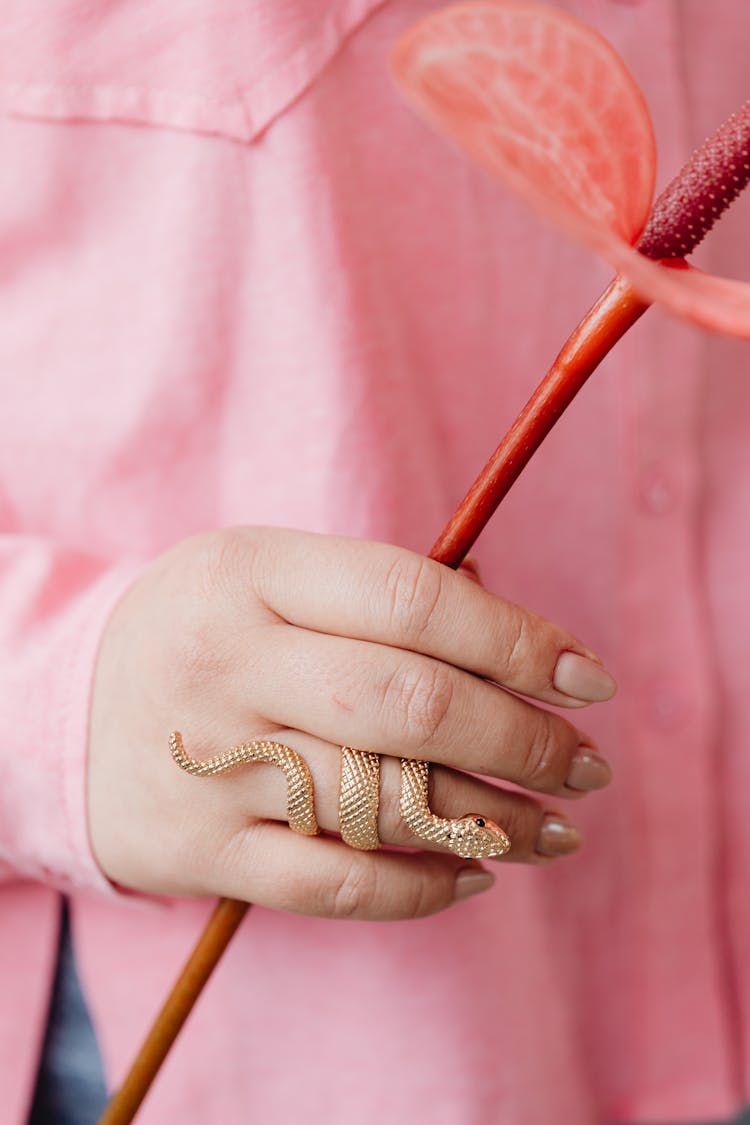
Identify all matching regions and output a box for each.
[450,815,511,859]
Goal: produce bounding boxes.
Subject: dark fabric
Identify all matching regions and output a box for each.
[27,899,108,1125]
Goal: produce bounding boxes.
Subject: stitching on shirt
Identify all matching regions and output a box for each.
[1,79,236,112]
[0,0,391,142]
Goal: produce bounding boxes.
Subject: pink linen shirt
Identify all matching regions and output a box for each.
[1,2,749,1122]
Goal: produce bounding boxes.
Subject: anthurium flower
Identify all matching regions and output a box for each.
[391,1,750,338]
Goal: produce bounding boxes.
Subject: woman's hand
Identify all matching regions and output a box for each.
[88,527,615,921]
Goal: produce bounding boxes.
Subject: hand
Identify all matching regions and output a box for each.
[88,527,615,921]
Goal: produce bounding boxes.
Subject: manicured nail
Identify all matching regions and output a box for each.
[536,815,582,857]
[554,651,617,702]
[454,867,496,901]
[566,749,613,791]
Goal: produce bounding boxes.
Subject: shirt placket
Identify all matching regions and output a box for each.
[616,1,741,1106]
[611,0,742,1107]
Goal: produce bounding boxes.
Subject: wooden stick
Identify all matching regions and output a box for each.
[98,898,249,1125]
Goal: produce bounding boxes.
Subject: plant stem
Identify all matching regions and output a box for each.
[431,276,649,567]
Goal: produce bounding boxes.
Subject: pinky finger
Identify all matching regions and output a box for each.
[218,823,495,921]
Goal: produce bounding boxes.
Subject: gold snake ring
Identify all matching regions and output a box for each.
[398,756,510,858]
[339,747,381,850]
[170,733,510,860]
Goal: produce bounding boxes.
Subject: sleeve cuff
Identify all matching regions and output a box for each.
[0,552,146,898]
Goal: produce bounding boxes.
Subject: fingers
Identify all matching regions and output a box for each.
[211,822,494,921]
[196,730,582,866]
[377,753,582,863]
[239,624,611,798]
[243,529,615,708]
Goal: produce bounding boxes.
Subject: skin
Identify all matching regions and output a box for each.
[88,526,616,923]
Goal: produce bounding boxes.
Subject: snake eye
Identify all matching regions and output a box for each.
[474,817,486,827]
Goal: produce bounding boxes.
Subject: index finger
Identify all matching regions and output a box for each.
[237,529,616,709]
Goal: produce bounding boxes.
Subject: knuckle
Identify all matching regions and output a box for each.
[165,531,260,697]
[194,528,258,609]
[398,876,432,920]
[169,620,234,698]
[497,609,530,682]
[384,554,444,642]
[381,661,454,751]
[519,712,565,792]
[166,586,246,697]
[328,859,378,920]
[496,797,544,857]
[209,822,266,898]
[198,822,241,890]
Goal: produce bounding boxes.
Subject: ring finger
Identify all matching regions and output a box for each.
[173,727,583,865]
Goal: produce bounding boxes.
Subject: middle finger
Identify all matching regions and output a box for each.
[241,623,611,798]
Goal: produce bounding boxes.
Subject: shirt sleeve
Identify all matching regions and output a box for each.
[0,535,144,895]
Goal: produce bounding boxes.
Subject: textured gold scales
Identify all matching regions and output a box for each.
[339,747,381,850]
[169,732,319,836]
[170,733,510,860]
[400,758,511,859]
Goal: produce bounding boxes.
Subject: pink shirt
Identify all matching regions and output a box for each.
[1,2,749,1122]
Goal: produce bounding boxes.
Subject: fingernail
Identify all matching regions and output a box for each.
[536,815,582,857]
[554,651,617,703]
[566,749,613,791]
[454,867,495,901]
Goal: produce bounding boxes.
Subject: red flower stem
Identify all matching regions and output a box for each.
[431,276,650,568]
[432,92,750,572]
[431,97,750,572]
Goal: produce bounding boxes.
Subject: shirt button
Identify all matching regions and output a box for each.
[648,685,688,731]
[638,463,678,516]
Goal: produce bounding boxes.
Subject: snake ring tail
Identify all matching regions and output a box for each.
[169,731,320,836]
